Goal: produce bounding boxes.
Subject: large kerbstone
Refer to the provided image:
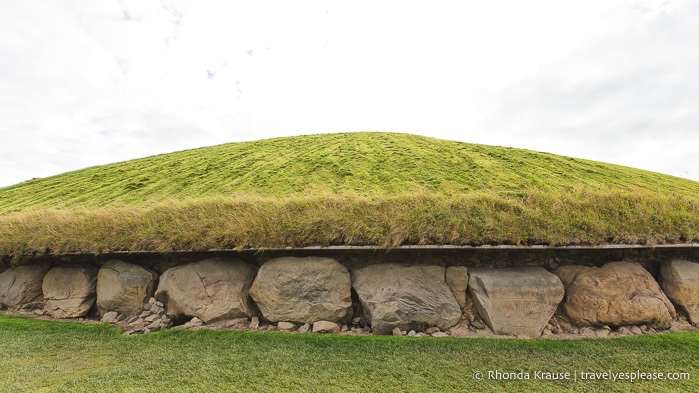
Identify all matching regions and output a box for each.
[351,264,461,335]
[660,259,699,325]
[0,264,49,309]
[562,261,676,328]
[468,267,564,338]
[445,266,469,309]
[96,260,158,317]
[249,257,352,324]
[43,265,98,318]
[155,258,257,323]
[554,265,594,288]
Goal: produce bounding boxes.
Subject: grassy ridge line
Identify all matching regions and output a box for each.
[2,188,698,261]
[2,132,699,212]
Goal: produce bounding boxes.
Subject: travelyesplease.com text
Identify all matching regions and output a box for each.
[473,369,690,382]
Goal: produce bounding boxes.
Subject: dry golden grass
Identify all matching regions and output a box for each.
[2,187,698,263]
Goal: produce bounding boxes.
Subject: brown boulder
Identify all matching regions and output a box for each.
[562,261,675,328]
[43,265,98,318]
[660,259,699,325]
[351,264,461,335]
[445,266,469,309]
[249,257,352,324]
[468,267,564,338]
[155,258,257,323]
[0,264,48,309]
[96,260,158,317]
[554,265,593,288]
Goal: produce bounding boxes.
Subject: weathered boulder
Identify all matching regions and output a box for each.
[43,265,98,318]
[96,260,158,317]
[554,265,593,288]
[445,266,469,309]
[155,258,257,323]
[562,261,675,328]
[468,267,564,338]
[660,259,699,325]
[249,257,352,324]
[0,264,48,309]
[351,264,461,335]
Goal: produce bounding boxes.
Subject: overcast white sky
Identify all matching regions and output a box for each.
[1,0,698,188]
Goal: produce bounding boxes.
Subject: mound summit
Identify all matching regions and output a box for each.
[1,132,698,260]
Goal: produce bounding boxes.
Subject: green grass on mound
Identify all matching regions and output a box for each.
[0,315,696,392]
[1,132,699,260]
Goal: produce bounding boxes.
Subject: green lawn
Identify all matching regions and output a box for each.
[0,315,696,392]
[2,132,699,262]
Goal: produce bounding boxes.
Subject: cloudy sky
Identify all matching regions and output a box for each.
[1,0,698,188]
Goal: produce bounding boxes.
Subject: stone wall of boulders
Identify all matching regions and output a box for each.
[1,254,698,338]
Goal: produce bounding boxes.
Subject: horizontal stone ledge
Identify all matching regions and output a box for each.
[19,242,699,258]
[243,243,699,252]
[8,243,699,274]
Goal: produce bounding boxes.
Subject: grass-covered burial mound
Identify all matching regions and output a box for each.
[1,132,698,261]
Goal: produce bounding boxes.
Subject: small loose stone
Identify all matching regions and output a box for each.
[471,320,486,330]
[101,311,119,323]
[579,327,595,337]
[144,314,158,323]
[425,327,440,335]
[150,305,164,315]
[278,321,296,331]
[312,321,341,334]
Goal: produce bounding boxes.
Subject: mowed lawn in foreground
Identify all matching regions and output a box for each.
[1,315,696,393]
